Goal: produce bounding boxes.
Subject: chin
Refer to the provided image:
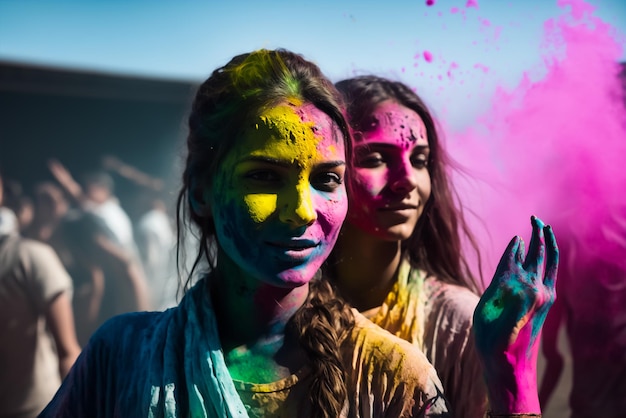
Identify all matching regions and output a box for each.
[368,223,414,242]
[383,231,413,242]
[267,264,319,288]
[269,274,312,288]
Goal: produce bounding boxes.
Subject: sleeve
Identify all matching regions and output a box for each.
[39,311,165,418]
[392,347,451,418]
[24,240,73,313]
[38,338,102,417]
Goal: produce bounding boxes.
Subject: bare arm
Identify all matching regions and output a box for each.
[45,291,82,377]
[127,261,151,311]
[94,234,151,311]
[102,155,163,192]
[48,158,86,206]
[71,266,105,347]
[87,266,105,326]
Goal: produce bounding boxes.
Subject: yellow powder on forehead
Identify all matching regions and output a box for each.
[286,96,303,107]
[242,103,323,225]
[255,103,321,164]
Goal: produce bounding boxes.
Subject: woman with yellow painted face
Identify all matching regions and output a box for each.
[40,50,450,417]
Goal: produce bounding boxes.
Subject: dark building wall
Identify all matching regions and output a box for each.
[0,61,198,209]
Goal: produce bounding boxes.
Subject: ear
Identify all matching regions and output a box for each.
[189,179,212,218]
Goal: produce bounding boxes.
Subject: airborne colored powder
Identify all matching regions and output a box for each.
[435,1,626,413]
[444,0,626,284]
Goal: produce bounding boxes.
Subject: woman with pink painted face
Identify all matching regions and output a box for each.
[40,51,450,417]
[327,76,559,418]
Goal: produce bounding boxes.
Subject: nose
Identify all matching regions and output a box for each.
[278,181,317,228]
[389,159,418,194]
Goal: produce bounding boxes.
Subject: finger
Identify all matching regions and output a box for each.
[492,235,521,284]
[523,215,545,271]
[543,225,559,290]
[516,235,526,265]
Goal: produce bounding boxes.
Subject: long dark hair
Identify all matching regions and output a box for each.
[175,49,355,417]
[335,75,482,293]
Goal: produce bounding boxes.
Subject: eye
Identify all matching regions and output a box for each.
[355,152,385,168]
[244,169,281,183]
[411,153,429,169]
[311,171,343,192]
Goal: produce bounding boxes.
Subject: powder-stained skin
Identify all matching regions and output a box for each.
[210,100,347,288]
[348,100,431,242]
[473,216,558,413]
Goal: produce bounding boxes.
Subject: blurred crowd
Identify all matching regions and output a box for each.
[0,156,179,417]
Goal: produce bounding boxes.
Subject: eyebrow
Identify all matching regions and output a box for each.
[316,161,346,169]
[238,155,346,168]
[355,143,430,151]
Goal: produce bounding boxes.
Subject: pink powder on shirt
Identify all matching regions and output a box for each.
[424,50,434,62]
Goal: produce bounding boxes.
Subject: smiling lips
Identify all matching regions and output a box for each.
[267,239,319,250]
[266,239,320,260]
[378,203,418,212]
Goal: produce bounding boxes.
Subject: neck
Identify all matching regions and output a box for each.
[330,222,402,311]
[211,248,309,382]
[212,255,309,347]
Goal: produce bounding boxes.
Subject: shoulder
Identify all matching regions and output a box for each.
[59,211,101,243]
[83,310,178,370]
[350,311,437,375]
[344,311,450,415]
[92,310,170,343]
[11,236,55,257]
[347,311,444,391]
[11,237,68,278]
[41,309,177,416]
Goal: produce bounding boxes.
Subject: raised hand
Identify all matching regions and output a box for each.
[47,158,74,187]
[473,215,559,414]
[47,158,84,203]
[101,154,163,191]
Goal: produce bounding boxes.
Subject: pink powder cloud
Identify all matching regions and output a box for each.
[448,0,626,282]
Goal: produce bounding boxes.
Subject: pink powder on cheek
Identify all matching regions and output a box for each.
[314,189,348,237]
[352,169,388,199]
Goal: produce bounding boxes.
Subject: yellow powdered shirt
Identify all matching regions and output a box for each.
[233,310,450,417]
[363,259,488,418]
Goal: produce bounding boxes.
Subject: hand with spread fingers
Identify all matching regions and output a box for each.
[473,215,559,416]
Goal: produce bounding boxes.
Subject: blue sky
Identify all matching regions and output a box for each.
[1,0,625,128]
